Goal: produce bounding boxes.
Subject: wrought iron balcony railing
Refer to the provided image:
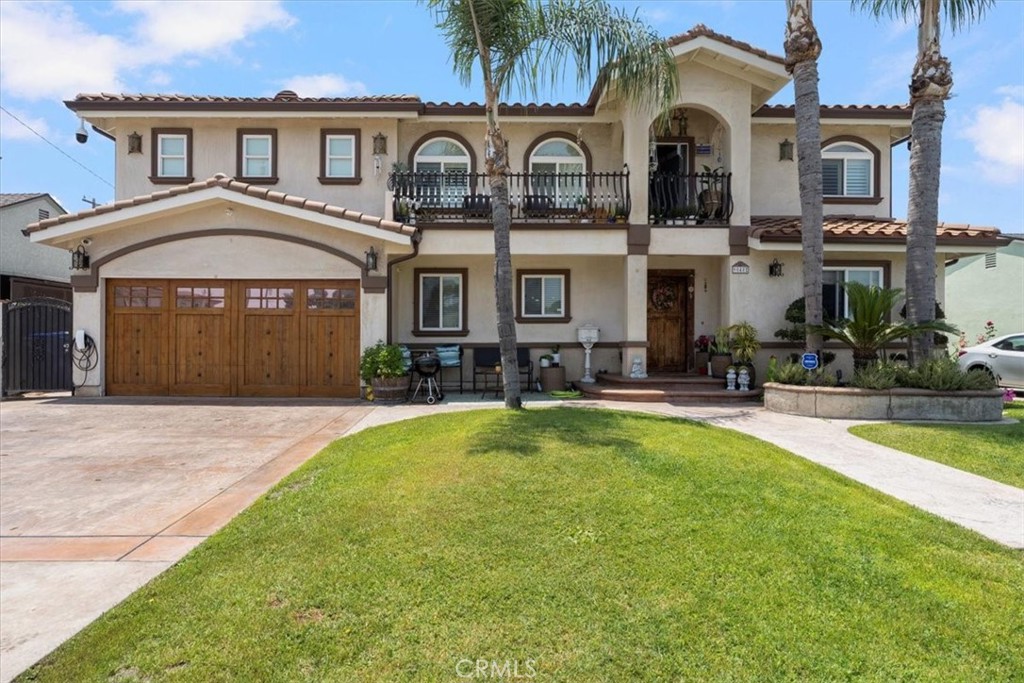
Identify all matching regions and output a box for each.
[387,169,631,224]
[648,171,733,225]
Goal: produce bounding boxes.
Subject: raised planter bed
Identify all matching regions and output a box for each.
[763,383,1005,422]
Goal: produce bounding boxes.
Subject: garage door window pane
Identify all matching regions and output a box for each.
[177,286,226,308]
[307,287,356,310]
[246,287,295,309]
[115,285,162,308]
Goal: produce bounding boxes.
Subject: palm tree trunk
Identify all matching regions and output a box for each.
[905,0,951,365]
[785,0,824,357]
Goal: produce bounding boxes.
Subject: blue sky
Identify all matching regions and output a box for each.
[1,0,1021,233]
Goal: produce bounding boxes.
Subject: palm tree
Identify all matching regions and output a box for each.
[784,0,824,359]
[853,0,993,366]
[808,281,956,369]
[425,0,678,408]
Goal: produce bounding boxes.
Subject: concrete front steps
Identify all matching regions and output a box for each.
[577,372,763,403]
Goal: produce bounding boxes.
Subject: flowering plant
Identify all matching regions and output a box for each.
[1003,388,1017,404]
[695,335,712,352]
[977,320,997,344]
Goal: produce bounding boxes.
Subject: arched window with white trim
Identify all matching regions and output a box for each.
[529,139,586,208]
[414,138,470,207]
[822,142,873,198]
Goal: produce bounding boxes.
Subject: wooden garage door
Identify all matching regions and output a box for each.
[106,279,359,397]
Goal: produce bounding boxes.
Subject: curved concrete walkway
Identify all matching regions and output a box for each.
[1,396,1021,681]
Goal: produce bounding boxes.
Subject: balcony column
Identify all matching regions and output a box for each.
[621,108,651,225]
[621,254,648,377]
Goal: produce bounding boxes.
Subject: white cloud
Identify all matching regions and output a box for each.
[0,1,295,101]
[963,99,1024,184]
[280,74,368,98]
[0,107,52,141]
[857,48,915,103]
[995,85,1024,101]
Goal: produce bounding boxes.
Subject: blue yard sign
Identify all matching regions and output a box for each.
[801,353,819,370]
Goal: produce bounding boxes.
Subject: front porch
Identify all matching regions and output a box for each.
[577,372,761,403]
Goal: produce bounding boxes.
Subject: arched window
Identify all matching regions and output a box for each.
[822,142,873,198]
[414,137,470,207]
[529,139,586,208]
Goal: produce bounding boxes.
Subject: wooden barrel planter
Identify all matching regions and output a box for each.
[371,376,409,403]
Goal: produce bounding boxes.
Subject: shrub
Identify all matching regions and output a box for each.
[850,361,908,390]
[359,340,407,381]
[903,357,997,392]
[772,362,838,387]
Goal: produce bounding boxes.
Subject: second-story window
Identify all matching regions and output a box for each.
[237,129,277,183]
[413,137,470,207]
[529,139,586,209]
[319,129,361,185]
[150,128,193,184]
[822,140,876,199]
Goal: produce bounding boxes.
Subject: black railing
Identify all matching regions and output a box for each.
[648,171,733,225]
[387,170,630,224]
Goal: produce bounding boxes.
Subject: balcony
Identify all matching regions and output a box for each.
[648,170,733,225]
[387,170,630,225]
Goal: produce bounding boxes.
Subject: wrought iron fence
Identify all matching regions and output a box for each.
[648,171,733,225]
[387,169,631,224]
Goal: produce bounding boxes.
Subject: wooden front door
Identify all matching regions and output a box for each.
[106,279,360,397]
[647,271,693,372]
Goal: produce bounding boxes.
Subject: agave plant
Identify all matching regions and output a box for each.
[808,282,956,369]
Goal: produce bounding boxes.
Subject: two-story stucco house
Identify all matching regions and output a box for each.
[25,25,1008,398]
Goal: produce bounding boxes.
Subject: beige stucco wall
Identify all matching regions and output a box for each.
[416,227,627,256]
[391,254,627,381]
[0,197,70,284]
[750,123,895,218]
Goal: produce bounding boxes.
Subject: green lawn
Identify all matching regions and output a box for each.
[849,401,1024,489]
[22,409,1024,682]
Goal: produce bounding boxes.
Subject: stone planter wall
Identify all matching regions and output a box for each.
[763,383,1005,422]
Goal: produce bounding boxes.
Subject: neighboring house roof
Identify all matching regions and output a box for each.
[750,216,1009,247]
[24,174,415,239]
[1,193,51,209]
[664,24,785,65]
[752,104,913,120]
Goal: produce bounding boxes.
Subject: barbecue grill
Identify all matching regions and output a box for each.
[411,354,444,404]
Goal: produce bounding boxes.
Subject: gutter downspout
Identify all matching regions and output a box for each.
[386,228,422,344]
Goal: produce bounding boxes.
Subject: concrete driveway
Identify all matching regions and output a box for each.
[0,396,371,682]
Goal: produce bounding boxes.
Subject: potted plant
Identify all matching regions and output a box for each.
[539,354,554,368]
[613,204,628,223]
[359,340,408,403]
[694,335,712,374]
[394,198,411,223]
[709,329,733,378]
[728,321,761,386]
[550,345,561,367]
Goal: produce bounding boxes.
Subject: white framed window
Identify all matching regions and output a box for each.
[823,266,884,319]
[413,137,470,206]
[156,132,188,178]
[319,129,360,184]
[822,142,873,197]
[520,274,565,318]
[239,134,272,179]
[529,139,586,208]
[416,270,466,334]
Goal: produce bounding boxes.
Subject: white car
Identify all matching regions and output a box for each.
[957,333,1024,390]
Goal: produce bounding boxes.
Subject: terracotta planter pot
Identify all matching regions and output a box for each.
[710,354,732,378]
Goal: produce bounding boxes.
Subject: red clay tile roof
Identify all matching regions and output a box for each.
[72,92,422,104]
[750,216,1008,246]
[24,174,416,238]
[664,24,785,65]
[753,104,912,119]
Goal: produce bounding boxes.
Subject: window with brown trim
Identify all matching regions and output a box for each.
[413,268,469,336]
[515,269,571,323]
[150,128,193,184]
[821,135,882,205]
[236,129,278,183]
[823,260,890,320]
[319,129,361,185]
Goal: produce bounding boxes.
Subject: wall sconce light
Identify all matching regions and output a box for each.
[127,131,143,154]
[71,244,90,270]
[769,258,784,278]
[779,138,794,161]
[364,246,378,272]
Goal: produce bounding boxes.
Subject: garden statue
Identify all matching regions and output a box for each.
[738,367,750,392]
[629,356,648,379]
[726,366,737,391]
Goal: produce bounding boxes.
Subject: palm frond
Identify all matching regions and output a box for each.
[850,0,994,33]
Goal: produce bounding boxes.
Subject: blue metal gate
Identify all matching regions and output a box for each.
[2,297,72,394]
